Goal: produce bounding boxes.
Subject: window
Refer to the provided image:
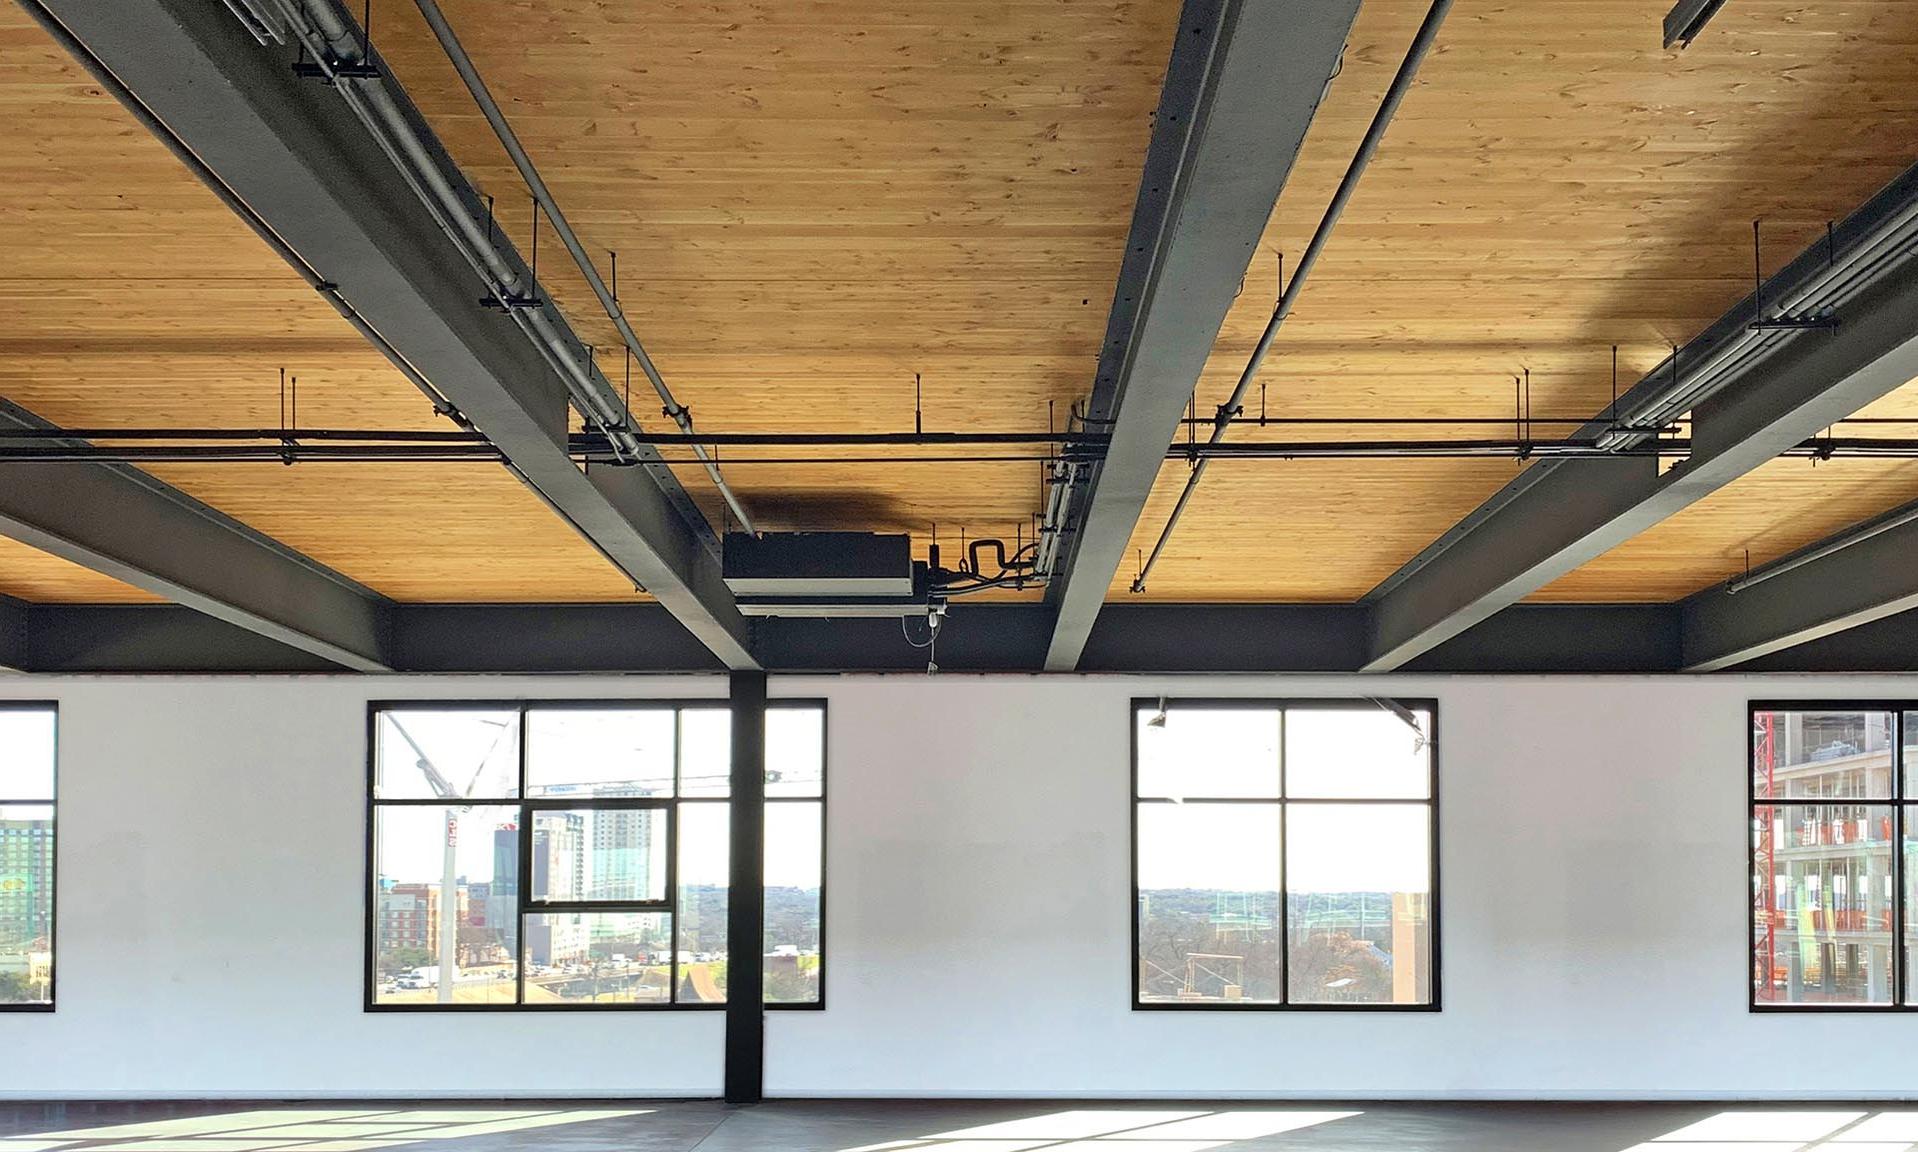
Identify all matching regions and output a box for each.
[1132,699,1436,1010]
[368,700,824,1010]
[0,703,55,1010]
[1750,703,1918,1010]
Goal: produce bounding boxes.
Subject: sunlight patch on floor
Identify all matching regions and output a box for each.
[0,1109,648,1152]
[840,1109,1359,1151]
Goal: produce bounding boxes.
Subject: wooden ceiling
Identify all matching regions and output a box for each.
[1115,0,1918,601]
[2,0,1917,610]
[0,7,646,603]
[372,0,1177,562]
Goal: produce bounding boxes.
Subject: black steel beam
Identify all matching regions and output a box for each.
[30,0,756,670]
[0,594,26,673]
[1681,498,1918,670]
[395,604,724,673]
[0,599,1790,674]
[0,399,393,671]
[1664,0,1732,48]
[725,670,767,1105]
[1363,182,1918,672]
[1039,0,1360,671]
[20,604,346,674]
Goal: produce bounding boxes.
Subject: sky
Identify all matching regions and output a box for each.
[0,709,56,801]
[374,707,823,888]
[1135,705,1432,894]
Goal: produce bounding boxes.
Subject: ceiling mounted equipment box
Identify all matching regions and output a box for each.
[723,532,915,598]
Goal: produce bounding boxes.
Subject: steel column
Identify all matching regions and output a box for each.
[1039,0,1361,670]
[725,670,768,1103]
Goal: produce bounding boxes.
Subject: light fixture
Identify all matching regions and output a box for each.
[1147,697,1168,728]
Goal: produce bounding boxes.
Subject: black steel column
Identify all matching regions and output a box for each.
[725,671,767,1103]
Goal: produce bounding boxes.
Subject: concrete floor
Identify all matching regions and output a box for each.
[0,1100,1904,1152]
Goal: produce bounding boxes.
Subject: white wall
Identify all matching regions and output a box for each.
[2,670,1915,1099]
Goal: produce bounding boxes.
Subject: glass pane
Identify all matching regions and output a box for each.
[526,708,674,798]
[1753,709,1893,801]
[768,707,824,797]
[1284,706,1431,799]
[1752,802,1893,1005]
[0,804,53,1005]
[1906,811,1918,1006]
[680,707,731,797]
[530,807,667,904]
[0,710,55,800]
[1285,804,1432,1005]
[372,804,518,1005]
[1137,707,1281,800]
[1905,712,1918,800]
[676,802,729,1003]
[374,709,519,801]
[522,912,673,1005]
[765,801,823,1003]
[1136,802,1282,1004]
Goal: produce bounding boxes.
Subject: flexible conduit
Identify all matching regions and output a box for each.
[1131,0,1455,592]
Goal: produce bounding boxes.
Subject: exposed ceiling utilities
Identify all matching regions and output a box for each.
[219,0,739,543]
[1128,0,1455,594]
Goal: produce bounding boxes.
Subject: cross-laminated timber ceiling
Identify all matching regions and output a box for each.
[372,0,1178,577]
[6,0,1918,613]
[1111,0,1918,602]
[0,6,647,603]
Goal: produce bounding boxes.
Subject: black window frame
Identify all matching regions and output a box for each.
[0,700,57,1014]
[1130,696,1441,1013]
[364,696,826,1013]
[1750,698,1918,1013]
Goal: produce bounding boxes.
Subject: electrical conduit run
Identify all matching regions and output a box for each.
[408,0,756,536]
[1130,0,1455,592]
[270,0,751,539]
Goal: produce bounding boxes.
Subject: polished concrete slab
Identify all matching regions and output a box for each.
[0,1100,1907,1152]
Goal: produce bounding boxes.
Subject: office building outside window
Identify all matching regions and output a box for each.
[0,703,55,1010]
[1751,703,1918,1010]
[368,700,824,1010]
[1133,699,1437,1010]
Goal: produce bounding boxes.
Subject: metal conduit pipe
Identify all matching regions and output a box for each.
[1597,185,1918,450]
[410,0,756,535]
[273,0,695,489]
[1131,0,1455,592]
[16,0,468,428]
[1725,499,1918,595]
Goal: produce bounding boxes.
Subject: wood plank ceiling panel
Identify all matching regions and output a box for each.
[1107,0,1918,601]
[0,536,159,603]
[373,0,1178,586]
[0,8,638,603]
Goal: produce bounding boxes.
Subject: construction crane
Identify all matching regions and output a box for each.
[384,714,516,1004]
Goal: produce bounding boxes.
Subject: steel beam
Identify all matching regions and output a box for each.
[1364,209,1918,672]
[1665,0,1732,48]
[0,399,393,670]
[1682,498,1918,670]
[0,599,1728,674]
[1039,0,1360,671]
[0,594,26,673]
[30,0,756,669]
